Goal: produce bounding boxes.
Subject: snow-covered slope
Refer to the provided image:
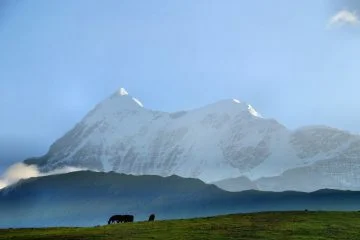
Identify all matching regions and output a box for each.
[213,126,360,192]
[24,88,360,191]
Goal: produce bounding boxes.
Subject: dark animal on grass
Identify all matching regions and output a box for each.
[124,214,134,222]
[108,215,123,224]
[107,214,134,224]
[148,214,155,221]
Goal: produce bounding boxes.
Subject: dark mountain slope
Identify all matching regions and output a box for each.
[1,171,360,228]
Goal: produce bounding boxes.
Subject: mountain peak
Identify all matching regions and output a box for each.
[118,87,129,96]
[205,99,263,118]
[109,87,131,99]
[247,104,262,118]
[108,87,144,107]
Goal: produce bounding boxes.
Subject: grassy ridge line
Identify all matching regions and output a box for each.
[1,211,360,240]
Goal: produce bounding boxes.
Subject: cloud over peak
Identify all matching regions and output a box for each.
[328,10,359,27]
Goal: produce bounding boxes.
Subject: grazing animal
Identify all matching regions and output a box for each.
[107,214,134,224]
[124,214,134,222]
[108,215,123,224]
[148,214,155,221]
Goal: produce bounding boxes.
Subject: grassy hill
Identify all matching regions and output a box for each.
[1,211,360,240]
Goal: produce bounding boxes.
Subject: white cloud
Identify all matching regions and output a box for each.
[0,162,90,190]
[0,163,39,188]
[328,10,359,28]
[0,181,7,189]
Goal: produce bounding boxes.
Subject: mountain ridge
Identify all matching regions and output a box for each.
[2,171,360,228]
[23,88,360,191]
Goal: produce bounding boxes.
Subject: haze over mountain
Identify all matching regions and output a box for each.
[1,171,360,228]
[24,88,360,192]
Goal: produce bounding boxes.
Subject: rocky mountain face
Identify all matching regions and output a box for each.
[24,88,360,191]
[213,126,360,192]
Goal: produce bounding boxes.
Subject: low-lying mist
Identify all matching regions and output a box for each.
[0,162,89,189]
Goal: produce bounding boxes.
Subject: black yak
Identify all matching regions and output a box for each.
[148,214,155,221]
[107,214,134,224]
[108,215,122,224]
[124,214,134,222]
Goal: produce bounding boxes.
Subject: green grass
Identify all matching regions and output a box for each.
[1,211,360,240]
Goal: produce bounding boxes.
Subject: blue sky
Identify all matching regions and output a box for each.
[0,0,360,170]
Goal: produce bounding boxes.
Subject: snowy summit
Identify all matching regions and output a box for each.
[119,87,129,96]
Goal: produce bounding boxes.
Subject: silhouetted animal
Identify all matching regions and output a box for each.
[107,214,134,224]
[108,215,122,224]
[148,214,155,221]
[124,214,134,222]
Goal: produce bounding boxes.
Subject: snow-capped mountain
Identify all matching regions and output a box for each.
[24,88,360,191]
